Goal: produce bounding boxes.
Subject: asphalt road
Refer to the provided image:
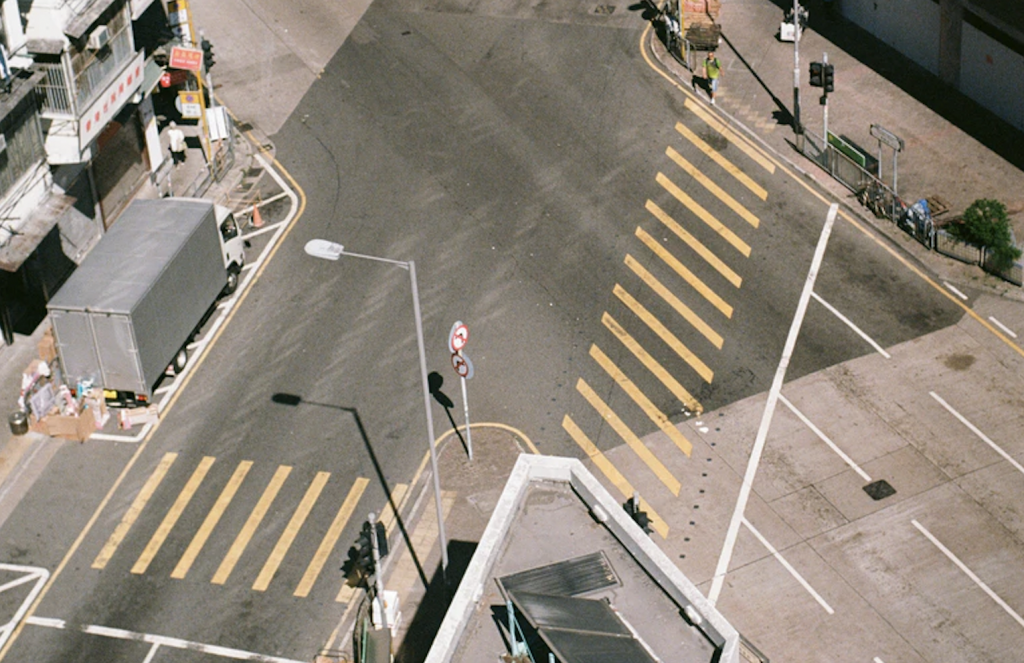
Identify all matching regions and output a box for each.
[0,1,981,662]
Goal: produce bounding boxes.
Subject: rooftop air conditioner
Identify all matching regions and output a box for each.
[87,25,109,50]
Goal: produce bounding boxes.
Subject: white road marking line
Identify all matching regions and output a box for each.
[810,291,891,359]
[930,391,1024,476]
[912,519,1024,629]
[944,282,968,300]
[24,616,307,662]
[141,642,160,663]
[709,204,838,606]
[988,316,1018,339]
[742,518,834,614]
[779,394,872,482]
[0,565,49,653]
[874,658,885,663]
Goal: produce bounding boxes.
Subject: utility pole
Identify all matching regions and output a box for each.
[368,512,387,632]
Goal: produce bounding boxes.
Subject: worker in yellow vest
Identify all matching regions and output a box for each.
[703,51,722,105]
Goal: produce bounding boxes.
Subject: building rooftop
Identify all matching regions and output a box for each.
[424,455,740,663]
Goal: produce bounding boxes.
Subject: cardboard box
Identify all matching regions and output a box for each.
[37,328,57,363]
[43,409,95,442]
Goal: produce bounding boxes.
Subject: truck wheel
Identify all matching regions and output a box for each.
[222,268,239,296]
[172,347,188,375]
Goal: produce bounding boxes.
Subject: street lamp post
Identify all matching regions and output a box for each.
[304,239,449,576]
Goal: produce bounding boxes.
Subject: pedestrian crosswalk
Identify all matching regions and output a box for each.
[563,100,776,537]
[91,452,403,603]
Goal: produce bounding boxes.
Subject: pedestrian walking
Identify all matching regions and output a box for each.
[167,121,186,167]
[702,51,722,105]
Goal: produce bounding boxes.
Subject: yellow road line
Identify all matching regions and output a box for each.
[654,177,752,259]
[213,465,292,585]
[590,344,693,456]
[637,226,733,317]
[92,452,178,570]
[665,147,761,229]
[254,471,330,591]
[647,197,744,285]
[603,312,702,414]
[561,414,669,538]
[576,378,681,496]
[625,254,723,349]
[294,476,369,598]
[675,121,768,200]
[683,97,777,173]
[132,456,215,575]
[615,284,714,383]
[171,460,253,580]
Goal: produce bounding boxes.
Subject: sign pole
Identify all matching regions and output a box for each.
[458,350,473,461]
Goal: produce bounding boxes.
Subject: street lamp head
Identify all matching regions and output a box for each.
[304,239,345,261]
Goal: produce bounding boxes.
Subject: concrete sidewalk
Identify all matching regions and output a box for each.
[652,0,1024,300]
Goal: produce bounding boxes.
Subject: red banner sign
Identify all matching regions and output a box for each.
[168,46,203,71]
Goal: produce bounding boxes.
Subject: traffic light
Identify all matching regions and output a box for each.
[623,495,653,535]
[340,523,374,586]
[375,521,389,559]
[201,37,215,71]
[823,64,835,93]
[809,62,823,88]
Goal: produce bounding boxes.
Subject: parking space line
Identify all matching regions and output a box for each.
[295,477,369,598]
[779,395,872,482]
[647,197,746,284]
[811,292,891,359]
[912,519,1024,629]
[603,312,702,414]
[988,316,1018,339]
[625,254,723,349]
[562,415,669,538]
[930,392,1024,476]
[664,148,760,229]
[636,226,734,317]
[614,284,714,383]
[253,471,330,591]
[943,281,968,300]
[683,98,777,174]
[654,176,752,259]
[576,378,682,496]
[674,122,768,200]
[213,465,292,585]
[132,456,216,575]
[93,453,178,570]
[742,518,835,614]
[590,344,693,456]
[172,460,253,580]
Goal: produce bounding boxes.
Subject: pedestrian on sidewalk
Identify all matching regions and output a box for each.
[167,121,186,167]
[702,51,722,105]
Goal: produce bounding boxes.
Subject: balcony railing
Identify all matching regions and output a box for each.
[37,25,135,117]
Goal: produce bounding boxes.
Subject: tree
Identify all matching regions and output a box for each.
[950,199,1021,272]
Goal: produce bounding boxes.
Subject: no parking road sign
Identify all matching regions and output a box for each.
[448,321,469,353]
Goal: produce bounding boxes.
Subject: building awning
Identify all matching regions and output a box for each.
[26,38,65,56]
[65,0,120,42]
[0,70,46,122]
[140,57,164,94]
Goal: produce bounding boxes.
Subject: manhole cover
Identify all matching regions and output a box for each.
[594,4,616,14]
[863,479,896,501]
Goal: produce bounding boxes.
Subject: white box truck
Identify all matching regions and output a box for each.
[46,198,246,407]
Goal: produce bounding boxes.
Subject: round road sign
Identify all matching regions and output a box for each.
[448,321,469,353]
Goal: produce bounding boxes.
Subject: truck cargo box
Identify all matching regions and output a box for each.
[47,199,227,398]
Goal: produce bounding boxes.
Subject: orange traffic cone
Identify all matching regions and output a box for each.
[251,203,264,228]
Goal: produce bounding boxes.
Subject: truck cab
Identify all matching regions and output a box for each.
[216,205,246,295]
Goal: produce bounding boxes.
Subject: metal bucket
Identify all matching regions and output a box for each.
[8,410,29,436]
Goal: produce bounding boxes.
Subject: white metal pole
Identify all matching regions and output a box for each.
[459,350,473,461]
[409,261,449,575]
[793,0,802,147]
[822,52,829,147]
[368,512,387,631]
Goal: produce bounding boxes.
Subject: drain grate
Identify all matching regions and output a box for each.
[863,479,896,501]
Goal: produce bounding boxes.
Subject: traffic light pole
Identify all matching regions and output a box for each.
[368,512,388,632]
[792,0,803,149]
[822,52,829,149]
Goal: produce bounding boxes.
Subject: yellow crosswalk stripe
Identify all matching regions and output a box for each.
[625,254,723,349]
[295,477,369,598]
[675,121,768,200]
[576,378,681,496]
[171,460,253,580]
[213,465,292,585]
[614,284,713,383]
[590,344,693,456]
[93,452,177,570]
[636,226,733,318]
[603,312,702,414]
[665,148,760,229]
[684,98,777,173]
[654,174,751,259]
[253,471,330,591]
[647,197,744,285]
[132,456,216,575]
[561,414,669,538]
